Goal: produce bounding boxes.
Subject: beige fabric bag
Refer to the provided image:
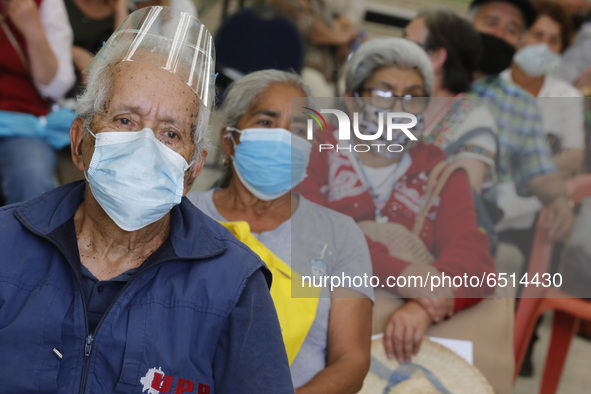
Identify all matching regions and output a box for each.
[358,162,515,394]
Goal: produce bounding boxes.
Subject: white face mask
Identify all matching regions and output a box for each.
[514,43,562,77]
[86,128,192,232]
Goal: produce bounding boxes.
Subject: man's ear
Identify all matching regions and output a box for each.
[70,117,88,172]
[183,150,208,195]
[429,47,448,73]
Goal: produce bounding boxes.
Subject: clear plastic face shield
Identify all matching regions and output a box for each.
[85,6,215,109]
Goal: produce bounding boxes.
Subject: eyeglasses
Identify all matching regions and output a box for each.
[357,88,429,114]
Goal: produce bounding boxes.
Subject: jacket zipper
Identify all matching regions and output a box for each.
[84,334,94,357]
[77,269,144,393]
[78,332,94,393]
[76,257,188,393]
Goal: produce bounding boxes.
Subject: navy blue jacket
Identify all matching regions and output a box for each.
[0,181,294,393]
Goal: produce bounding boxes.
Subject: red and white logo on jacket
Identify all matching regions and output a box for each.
[140,367,210,394]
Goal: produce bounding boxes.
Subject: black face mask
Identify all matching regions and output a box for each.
[477,32,517,75]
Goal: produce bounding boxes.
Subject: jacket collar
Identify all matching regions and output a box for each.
[14,181,227,261]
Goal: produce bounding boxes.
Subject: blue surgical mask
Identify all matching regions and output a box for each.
[86,128,193,231]
[514,43,562,77]
[226,127,312,201]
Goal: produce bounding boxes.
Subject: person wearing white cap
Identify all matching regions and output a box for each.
[0,7,293,393]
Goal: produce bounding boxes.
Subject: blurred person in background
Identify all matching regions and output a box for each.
[405,9,503,254]
[60,0,131,187]
[469,0,580,378]
[502,0,584,178]
[405,9,497,194]
[64,0,129,97]
[468,0,574,243]
[323,0,365,30]
[65,0,196,98]
[560,0,590,26]
[265,0,361,97]
[189,69,373,394]
[130,0,196,15]
[298,37,495,368]
[0,0,75,205]
[499,0,586,376]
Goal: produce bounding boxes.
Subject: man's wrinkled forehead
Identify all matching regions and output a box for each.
[100,61,199,127]
[109,60,196,100]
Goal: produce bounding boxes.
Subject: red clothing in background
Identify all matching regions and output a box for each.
[297,130,496,313]
[0,0,51,116]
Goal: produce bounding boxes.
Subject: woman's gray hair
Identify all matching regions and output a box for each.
[222,69,312,127]
[344,37,435,96]
[75,38,211,163]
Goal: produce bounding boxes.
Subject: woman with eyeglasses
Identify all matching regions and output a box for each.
[188,69,374,393]
[298,37,495,364]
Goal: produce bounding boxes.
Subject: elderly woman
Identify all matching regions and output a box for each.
[298,37,496,363]
[188,69,373,393]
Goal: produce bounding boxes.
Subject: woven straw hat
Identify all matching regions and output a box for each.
[360,337,494,394]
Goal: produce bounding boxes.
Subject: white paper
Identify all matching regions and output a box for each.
[428,336,473,365]
[371,333,384,341]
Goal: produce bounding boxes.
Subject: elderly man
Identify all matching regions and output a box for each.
[0,7,293,393]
